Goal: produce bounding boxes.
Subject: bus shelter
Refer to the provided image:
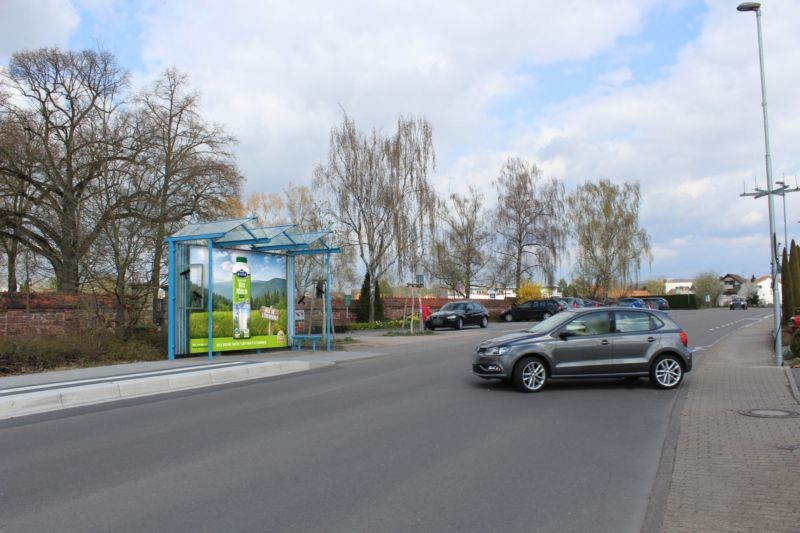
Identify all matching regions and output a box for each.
[164,218,339,360]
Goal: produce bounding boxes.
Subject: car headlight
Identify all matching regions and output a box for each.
[447,314,457,320]
[485,346,509,356]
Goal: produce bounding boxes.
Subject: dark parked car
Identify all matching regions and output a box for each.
[499,298,564,322]
[473,307,692,392]
[425,301,489,330]
[618,297,645,308]
[560,297,583,309]
[730,297,748,310]
[643,297,669,310]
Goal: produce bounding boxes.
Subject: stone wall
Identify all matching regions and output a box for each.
[0,292,116,337]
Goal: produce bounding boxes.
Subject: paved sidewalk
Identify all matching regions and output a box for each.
[659,318,800,532]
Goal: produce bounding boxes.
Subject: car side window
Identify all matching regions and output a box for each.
[563,312,611,336]
[614,311,655,333]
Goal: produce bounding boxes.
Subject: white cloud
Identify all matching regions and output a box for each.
[0,0,79,59]
[127,0,658,193]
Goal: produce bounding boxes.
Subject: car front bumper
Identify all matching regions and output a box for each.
[426,316,461,328]
[472,353,510,379]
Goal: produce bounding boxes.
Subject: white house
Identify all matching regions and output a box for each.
[665,279,694,295]
[755,275,780,305]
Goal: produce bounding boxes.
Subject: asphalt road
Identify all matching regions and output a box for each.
[0,308,771,533]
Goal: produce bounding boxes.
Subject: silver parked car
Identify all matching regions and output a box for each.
[473,307,692,392]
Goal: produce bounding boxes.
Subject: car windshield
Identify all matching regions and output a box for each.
[440,302,467,311]
[526,310,575,334]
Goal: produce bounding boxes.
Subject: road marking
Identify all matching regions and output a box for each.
[0,361,249,395]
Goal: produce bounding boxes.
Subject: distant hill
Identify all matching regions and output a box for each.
[212,277,286,300]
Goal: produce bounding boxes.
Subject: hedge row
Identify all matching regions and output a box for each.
[661,294,700,310]
[0,330,165,375]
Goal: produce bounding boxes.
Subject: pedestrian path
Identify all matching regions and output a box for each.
[658,318,800,532]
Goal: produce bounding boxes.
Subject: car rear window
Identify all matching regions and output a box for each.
[614,311,662,332]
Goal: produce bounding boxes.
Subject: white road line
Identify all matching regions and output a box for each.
[0,361,249,394]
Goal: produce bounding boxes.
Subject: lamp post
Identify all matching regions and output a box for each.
[737,1,782,365]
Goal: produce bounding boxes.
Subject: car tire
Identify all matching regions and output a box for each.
[504,313,514,322]
[480,316,488,328]
[542,312,552,320]
[649,354,684,390]
[513,356,548,393]
[428,326,436,331]
[456,318,463,330]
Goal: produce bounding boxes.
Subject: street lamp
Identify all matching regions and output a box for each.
[737,1,782,365]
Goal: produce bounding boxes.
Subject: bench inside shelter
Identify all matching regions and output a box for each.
[292,334,323,352]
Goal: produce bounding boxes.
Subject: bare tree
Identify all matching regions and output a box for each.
[567,179,651,299]
[314,114,436,321]
[383,116,437,283]
[493,157,566,290]
[84,133,153,338]
[134,68,242,320]
[243,191,285,226]
[0,48,131,292]
[0,111,35,291]
[428,187,491,298]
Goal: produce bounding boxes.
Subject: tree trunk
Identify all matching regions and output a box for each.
[53,253,81,293]
[368,276,376,322]
[150,226,166,325]
[6,240,18,292]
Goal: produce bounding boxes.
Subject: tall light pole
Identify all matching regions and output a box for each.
[774,180,800,252]
[737,2,782,365]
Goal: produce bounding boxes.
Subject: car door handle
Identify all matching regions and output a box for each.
[647,337,656,342]
[600,340,610,346]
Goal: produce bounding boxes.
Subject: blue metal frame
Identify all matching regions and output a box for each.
[207,239,214,361]
[167,240,176,360]
[164,220,339,360]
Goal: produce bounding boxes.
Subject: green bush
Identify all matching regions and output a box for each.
[790,329,800,358]
[661,294,699,310]
[0,331,166,375]
[340,318,407,331]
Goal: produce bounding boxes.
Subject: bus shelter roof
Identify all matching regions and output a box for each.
[166,218,338,254]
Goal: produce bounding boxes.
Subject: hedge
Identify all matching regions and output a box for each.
[661,294,700,310]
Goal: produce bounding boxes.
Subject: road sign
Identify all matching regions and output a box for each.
[260,306,279,321]
[344,294,352,307]
[294,309,305,321]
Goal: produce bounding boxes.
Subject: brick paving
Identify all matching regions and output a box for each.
[660,319,800,533]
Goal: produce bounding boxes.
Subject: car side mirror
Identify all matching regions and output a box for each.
[558,331,574,340]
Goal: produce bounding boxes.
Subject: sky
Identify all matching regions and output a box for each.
[2,0,799,284]
[189,248,286,284]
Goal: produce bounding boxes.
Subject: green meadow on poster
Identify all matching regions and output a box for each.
[188,247,287,353]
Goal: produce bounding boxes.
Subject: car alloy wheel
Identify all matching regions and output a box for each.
[480,316,488,328]
[504,313,514,322]
[542,312,552,319]
[513,357,547,393]
[650,355,683,389]
[456,318,463,330]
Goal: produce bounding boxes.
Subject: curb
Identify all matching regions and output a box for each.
[786,366,800,405]
[0,360,332,421]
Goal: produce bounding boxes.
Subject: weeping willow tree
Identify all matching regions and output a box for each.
[314,114,437,322]
[567,180,651,300]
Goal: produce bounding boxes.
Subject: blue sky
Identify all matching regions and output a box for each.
[2,0,799,285]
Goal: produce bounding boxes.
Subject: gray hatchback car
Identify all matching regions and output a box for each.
[473,307,692,392]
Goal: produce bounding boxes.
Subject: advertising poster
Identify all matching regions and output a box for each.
[188,246,287,353]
